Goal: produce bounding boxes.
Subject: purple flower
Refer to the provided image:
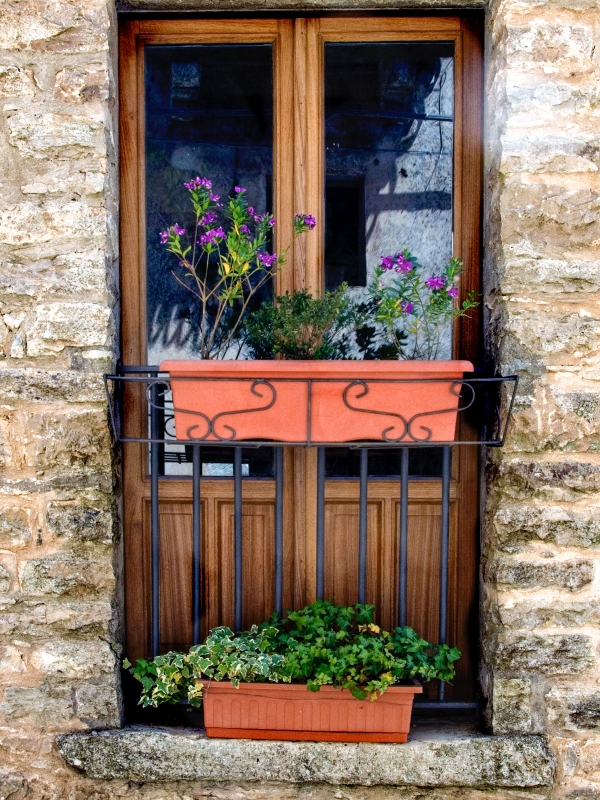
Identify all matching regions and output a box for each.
[209,193,220,203]
[425,275,447,291]
[234,186,246,194]
[240,224,251,235]
[257,252,277,267]
[247,206,255,216]
[380,255,395,271]
[295,213,316,230]
[173,224,185,236]
[160,230,169,244]
[401,301,414,314]
[447,285,459,299]
[395,254,413,273]
[184,176,212,190]
[198,226,225,246]
[268,218,276,227]
[199,211,218,226]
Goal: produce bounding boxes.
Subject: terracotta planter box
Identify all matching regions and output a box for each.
[199,680,422,743]
[160,359,474,444]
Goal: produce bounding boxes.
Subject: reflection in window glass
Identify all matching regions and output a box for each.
[145,44,274,365]
[145,45,274,478]
[324,43,454,311]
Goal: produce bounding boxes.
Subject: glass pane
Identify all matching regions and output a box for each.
[145,44,274,478]
[325,448,443,478]
[324,41,454,302]
[145,43,274,365]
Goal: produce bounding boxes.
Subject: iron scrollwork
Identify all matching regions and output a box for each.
[342,380,477,442]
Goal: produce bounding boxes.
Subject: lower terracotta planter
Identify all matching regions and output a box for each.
[199,680,423,743]
[160,359,474,444]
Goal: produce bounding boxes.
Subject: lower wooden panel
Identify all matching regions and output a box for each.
[129,476,473,702]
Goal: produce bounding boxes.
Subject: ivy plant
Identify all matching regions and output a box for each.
[124,601,460,707]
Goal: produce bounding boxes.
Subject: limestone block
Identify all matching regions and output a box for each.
[0,67,35,99]
[54,65,109,103]
[0,10,67,51]
[17,407,111,475]
[503,306,600,363]
[21,170,106,197]
[0,598,111,638]
[576,740,600,781]
[494,557,594,591]
[19,551,114,597]
[0,201,105,249]
[0,370,105,404]
[0,553,17,594]
[492,503,600,550]
[501,134,600,176]
[0,684,72,726]
[5,111,105,159]
[494,633,594,675]
[492,679,533,734]
[0,507,31,548]
[47,495,114,544]
[505,21,596,76]
[501,257,600,296]
[496,459,600,502]
[26,303,111,355]
[30,639,116,679]
[499,597,600,629]
[74,682,120,729]
[500,184,600,252]
[0,646,25,676]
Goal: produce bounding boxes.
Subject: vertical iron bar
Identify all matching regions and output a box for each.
[398,447,409,627]
[439,445,452,701]
[150,382,160,657]
[234,447,243,632]
[316,447,325,600]
[275,447,284,615]
[358,448,368,604]
[192,445,202,644]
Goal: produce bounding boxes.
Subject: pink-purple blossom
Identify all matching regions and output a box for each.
[240,224,251,235]
[268,218,276,227]
[395,254,413,273]
[447,285,459,298]
[160,224,184,244]
[160,230,169,244]
[401,301,414,314]
[198,227,225,246]
[295,213,316,230]
[425,275,447,290]
[184,177,212,190]
[199,211,218,226]
[257,252,277,267]
[234,186,246,194]
[209,193,221,204]
[380,255,395,271]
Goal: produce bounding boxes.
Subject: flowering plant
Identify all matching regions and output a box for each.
[368,250,479,359]
[160,177,316,359]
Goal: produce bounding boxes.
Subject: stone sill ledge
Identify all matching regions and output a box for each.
[58,724,555,788]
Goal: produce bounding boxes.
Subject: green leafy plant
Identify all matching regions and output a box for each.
[243,285,353,359]
[124,624,286,707]
[125,601,460,708]
[367,250,479,359]
[267,601,460,700]
[160,176,316,359]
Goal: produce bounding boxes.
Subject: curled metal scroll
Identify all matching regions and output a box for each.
[342,380,477,442]
[149,379,277,442]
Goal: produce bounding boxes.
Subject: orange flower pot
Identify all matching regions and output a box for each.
[199,680,423,742]
[160,360,474,444]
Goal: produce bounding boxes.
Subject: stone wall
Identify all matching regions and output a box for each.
[483,0,600,796]
[0,0,600,797]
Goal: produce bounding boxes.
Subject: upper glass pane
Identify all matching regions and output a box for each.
[324,42,454,345]
[145,44,274,365]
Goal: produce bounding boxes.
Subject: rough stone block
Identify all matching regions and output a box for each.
[493,679,533,734]
[26,303,111,356]
[505,21,596,76]
[496,460,600,502]
[569,694,600,731]
[47,495,114,544]
[30,639,116,679]
[494,557,594,591]
[19,551,114,597]
[493,503,600,550]
[0,684,72,726]
[501,257,600,296]
[498,597,600,629]
[73,682,120,729]
[0,66,35,98]
[5,110,105,159]
[0,646,25,676]
[0,370,105,404]
[54,65,109,103]
[0,507,31,548]
[0,598,112,638]
[0,201,106,251]
[494,633,594,675]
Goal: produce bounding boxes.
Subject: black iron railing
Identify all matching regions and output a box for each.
[106,366,518,710]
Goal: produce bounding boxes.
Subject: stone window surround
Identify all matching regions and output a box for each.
[58,0,557,790]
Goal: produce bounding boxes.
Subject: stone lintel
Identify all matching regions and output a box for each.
[58,726,555,787]
[117,0,484,12]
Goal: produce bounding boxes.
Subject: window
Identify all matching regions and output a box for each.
[120,15,482,704]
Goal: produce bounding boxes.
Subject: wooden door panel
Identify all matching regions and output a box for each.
[157,501,194,652]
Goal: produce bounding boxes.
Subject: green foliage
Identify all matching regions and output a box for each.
[125,625,287,708]
[267,601,460,700]
[368,250,479,359]
[244,285,353,360]
[125,602,460,708]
